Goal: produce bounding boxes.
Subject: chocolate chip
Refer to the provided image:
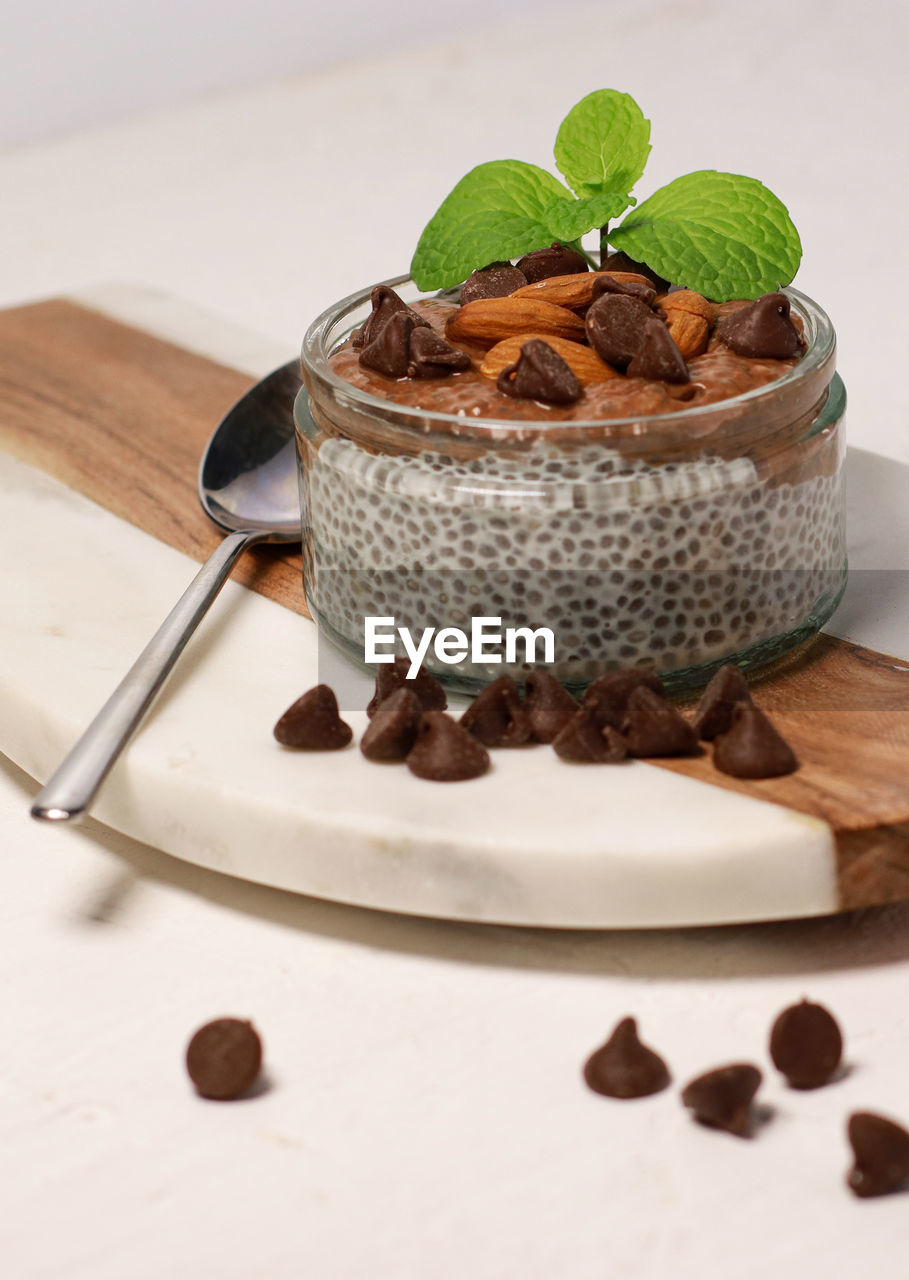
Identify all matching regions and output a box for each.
[716,292,803,359]
[583,668,666,731]
[367,657,447,718]
[769,999,844,1089]
[351,284,428,350]
[601,250,671,292]
[847,1112,909,1198]
[360,687,423,762]
[585,292,655,371]
[517,241,590,283]
[691,665,752,740]
[460,675,532,747]
[583,1017,671,1099]
[626,318,690,384]
[591,272,657,308]
[407,326,471,378]
[497,338,582,405]
[358,310,419,378]
[406,711,490,781]
[622,685,699,757]
[460,263,528,303]
[524,670,578,743]
[681,1063,763,1137]
[712,701,798,778]
[185,1018,263,1101]
[553,705,627,763]
[274,684,353,750]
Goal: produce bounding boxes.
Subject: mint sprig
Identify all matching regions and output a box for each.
[410,89,801,302]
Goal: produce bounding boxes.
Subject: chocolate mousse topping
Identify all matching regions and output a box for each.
[360,687,423,762]
[273,684,353,750]
[367,657,448,718]
[681,1063,763,1137]
[585,292,660,371]
[691,665,752,740]
[626,317,690,384]
[497,338,582,405]
[459,675,532,747]
[583,1017,671,1099]
[185,1018,263,1101]
[352,283,429,350]
[553,706,627,763]
[769,999,844,1090]
[716,291,803,359]
[524,670,578,743]
[407,326,472,378]
[461,262,528,303]
[712,700,798,778]
[847,1112,909,1198]
[517,241,589,283]
[622,685,699,757]
[406,711,490,781]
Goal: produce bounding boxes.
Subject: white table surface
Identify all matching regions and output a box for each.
[4,2,909,1276]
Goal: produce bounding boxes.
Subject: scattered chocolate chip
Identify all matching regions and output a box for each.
[460,263,528,304]
[583,668,665,731]
[691,665,752,740]
[460,675,532,747]
[360,687,423,762]
[769,999,844,1089]
[626,318,690,384]
[716,292,803,359]
[622,685,699,757]
[497,338,582,405]
[358,310,419,378]
[712,700,798,778]
[406,711,490,781]
[585,292,655,371]
[847,1112,909,1198]
[517,241,590,283]
[553,705,627,763]
[681,1063,763,1137]
[407,326,471,378]
[524,670,578,743]
[367,657,447,718]
[583,1017,671,1099]
[185,1018,263,1101]
[273,684,353,750]
[601,250,671,292]
[351,284,429,349]
[591,272,657,308]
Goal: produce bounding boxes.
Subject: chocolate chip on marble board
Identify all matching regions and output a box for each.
[523,670,578,744]
[585,292,656,371]
[583,668,665,731]
[715,292,803,359]
[769,999,844,1089]
[407,326,471,379]
[185,1018,263,1101]
[591,272,657,308]
[712,700,798,778]
[273,684,353,750]
[516,241,590,283]
[847,1112,909,1198]
[367,657,447,718]
[622,685,699,757]
[358,310,420,378]
[360,687,423,762]
[625,318,690,384]
[406,711,490,781]
[691,665,752,740]
[460,263,528,304]
[460,675,532,747]
[351,284,429,350]
[583,1017,671,1099]
[553,706,627,763]
[497,338,582,405]
[681,1063,763,1137]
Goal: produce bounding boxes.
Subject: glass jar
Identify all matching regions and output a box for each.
[297,275,845,694]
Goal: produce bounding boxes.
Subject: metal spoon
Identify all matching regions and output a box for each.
[30,360,303,823]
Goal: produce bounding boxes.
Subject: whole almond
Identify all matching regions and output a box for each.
[510,272,598,309]
[657,290,717,324]
[446,297,586,349]
[480,334,619,385]
[664,310,710,359]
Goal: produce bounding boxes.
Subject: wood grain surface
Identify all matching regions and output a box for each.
[3,297,908,911]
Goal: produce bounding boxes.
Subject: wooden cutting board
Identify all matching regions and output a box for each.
[2,291,908,924]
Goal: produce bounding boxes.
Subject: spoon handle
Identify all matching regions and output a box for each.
[31,529,266,823]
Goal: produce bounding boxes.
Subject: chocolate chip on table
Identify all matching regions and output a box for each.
[185,1018,263,1101]
[625,318,690,384]
[407,326,471,378]
[691,665,752,740]
[590,272,657,308]
[273,684,353,750]
[583,668,665,731]
[460,675,532,747]
[406,711,490,781]
[601,250,671,293]
[553,705,627,763]
[583,1017,671,1099]
[360,687,423,762]
[523,670,578,743]
[622,685,699,757]
[712,700,798,778]
[847,1112,909,1198]
[516,241,590,283]
[367,656,447,718]
[681,1063,763,1137]
[460,263,528,304]
[769,999,844,1089]
[497,338,582,405]
[716,292,803,359]
[351,284,429,350]
[585,292,656,371]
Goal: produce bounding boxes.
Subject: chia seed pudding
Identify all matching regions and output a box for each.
[297,274,845,693]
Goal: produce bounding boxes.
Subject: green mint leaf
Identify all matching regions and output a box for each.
[554,89,651,199]
[411,160,574,290]
[609,170,802,300]
[543,190,634,244]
